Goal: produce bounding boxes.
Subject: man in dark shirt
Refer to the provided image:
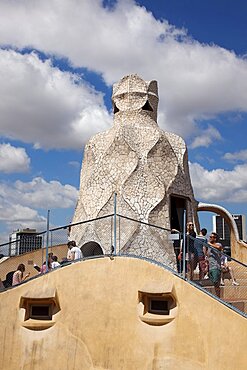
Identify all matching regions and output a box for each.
[186,222,196,280]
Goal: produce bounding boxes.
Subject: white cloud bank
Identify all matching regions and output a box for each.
[0,143,30,173]
[0,177,78,234]
[190,162,247,203]
[0,177,78,209]
[0,50,111,149]
[1,0,247,143]
[0,202,46,247]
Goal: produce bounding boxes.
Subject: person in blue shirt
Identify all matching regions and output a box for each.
[194,228,208,280]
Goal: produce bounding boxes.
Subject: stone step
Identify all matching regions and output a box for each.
[193,279,214,287]
[222,265,247,279]
[206,286,247,300]
[192,278,247,287]
[200,278,246,286]
[220,286,247,300]
[194,265,247,280]
[220,278,247,286]
[225,299,247,313]
[228,271,247,279]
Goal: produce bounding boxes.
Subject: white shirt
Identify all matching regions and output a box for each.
[51,261,60,269]
[70,246,82,260]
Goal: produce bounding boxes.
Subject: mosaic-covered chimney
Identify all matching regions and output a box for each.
[71,74,199,268]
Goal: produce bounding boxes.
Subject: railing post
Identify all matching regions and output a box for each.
[46,210,50,272]
[182,209,187,279]
[118,214,121,255]
[113,193,117,255]
[8,237,11,257]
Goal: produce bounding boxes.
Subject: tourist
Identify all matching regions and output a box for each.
[207,232,222,297]
[4,270,15,287]
[220,255,239,286]
[174,222,196,276]
[48,252,54,263]
[186,222,196,280]
[193,228,208,280]
[67,240,82,260]
[51,255,60,269]
[40,260,52,274]
[12,264,30,286]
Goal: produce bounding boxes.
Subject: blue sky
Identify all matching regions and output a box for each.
[0,0,247,245]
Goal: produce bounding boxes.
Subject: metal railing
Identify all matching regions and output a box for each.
[184,233,247,315]
[0,210,246,317]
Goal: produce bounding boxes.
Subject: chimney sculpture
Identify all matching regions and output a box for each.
[71,75,199,268]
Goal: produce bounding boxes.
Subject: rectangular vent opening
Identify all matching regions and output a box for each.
[149,299,169,315]
[30,304,52,320]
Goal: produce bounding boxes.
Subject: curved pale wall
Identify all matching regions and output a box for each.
[0,257,246,370]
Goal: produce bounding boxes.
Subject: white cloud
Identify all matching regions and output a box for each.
[0,203,45,223]
[189,125,222,149]
[0,177,78,209]
[0,204,46,251]
[190,162,247,203]
[1,0,247,141]
[0,50,111,149]
[68,161,80,169]
[0,143,30,173]
[0,200,47,238]
[0,177,78,236]
[223,149,247,162]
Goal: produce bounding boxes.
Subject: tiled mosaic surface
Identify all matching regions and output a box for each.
[72,75,199,269]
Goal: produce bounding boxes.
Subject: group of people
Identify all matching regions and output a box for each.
[36,253,61,273]
[4,240,83,287]
[3,230,240,296]
[177,222,239,297]
[35,241,83,273]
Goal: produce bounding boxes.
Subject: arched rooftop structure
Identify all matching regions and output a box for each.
[198,202,247,262]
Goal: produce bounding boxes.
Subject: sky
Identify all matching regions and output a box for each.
[0,0,247,249]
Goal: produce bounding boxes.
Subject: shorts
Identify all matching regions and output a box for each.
[221,266,229,273]
[188,253,197,270]
[198,257,208,274]
[209,269,221,285]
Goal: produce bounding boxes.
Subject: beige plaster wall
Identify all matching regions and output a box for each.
[0,257,246,370]
[234,239,247,264]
